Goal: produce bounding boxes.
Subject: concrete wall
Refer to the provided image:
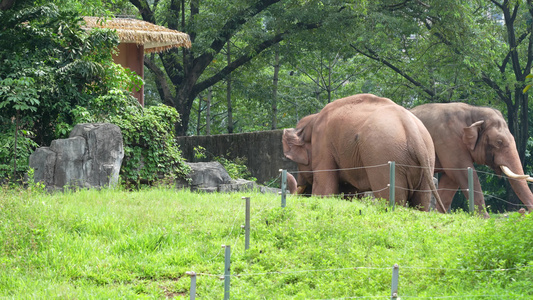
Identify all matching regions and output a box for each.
[176,130,297,184]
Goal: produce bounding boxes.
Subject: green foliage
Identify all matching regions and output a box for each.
[25,168,46,193]
[0,3,121,145]
[0,130,39,180]
[193,146,207,160]
[74,90,190,185]
[214,156,256,181]
[0,77,39,112]
[0,188,532,298]
[463,213,533,270]
[193,146,255,181]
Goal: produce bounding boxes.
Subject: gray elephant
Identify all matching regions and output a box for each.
[410,102,533,215]
[282,94,444,211]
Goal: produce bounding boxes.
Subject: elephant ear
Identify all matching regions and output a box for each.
[462,120,484,151]
[282,128,309,165]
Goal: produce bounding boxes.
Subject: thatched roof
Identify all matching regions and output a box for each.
[83,17,191,53]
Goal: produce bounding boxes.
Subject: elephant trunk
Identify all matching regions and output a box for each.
[286,172,298,195]
[500,164,533,211]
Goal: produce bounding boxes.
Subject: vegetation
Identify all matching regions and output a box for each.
[0,186,532,298]
[72,90,190,185]
[0,1,190,184]
[2,1,533,202]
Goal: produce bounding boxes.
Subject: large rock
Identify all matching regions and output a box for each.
[29,123,124,190]
[180,161,283,194]
[184,161,232,191]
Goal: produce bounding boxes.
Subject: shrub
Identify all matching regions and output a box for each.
[0,129,39,181]
[74,90,190,185]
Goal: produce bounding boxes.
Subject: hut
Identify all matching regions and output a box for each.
[83,17,191,106]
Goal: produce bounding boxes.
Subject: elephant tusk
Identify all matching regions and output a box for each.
[296,185,307,195]
[500,165,530,180]
[527,177,533,182]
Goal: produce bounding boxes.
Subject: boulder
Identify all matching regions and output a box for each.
[180,161,283,194]
[29,123,124,190]
[186,162,232,190]
[28,147,57,187]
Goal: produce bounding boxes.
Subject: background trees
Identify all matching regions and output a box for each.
[2,0,533,207]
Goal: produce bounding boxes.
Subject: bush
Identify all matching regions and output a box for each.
[74,90,190,185]
[0,129,39,181]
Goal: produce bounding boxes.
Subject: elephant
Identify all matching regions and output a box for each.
[410,102,533,215]
[282,93,444,211]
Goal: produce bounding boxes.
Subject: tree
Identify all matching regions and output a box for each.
[127,0,365,135]
[0,1,148,180]
[0,3,122,145]
[350,0,533,166]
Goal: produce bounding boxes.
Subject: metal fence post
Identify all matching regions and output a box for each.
[242,197,250,250]
[389,161,396,211]
[468,167,474,214]
[223,245,231,300]
[186,271,197,300]
[280,169,287,208]
[391,264,399,299]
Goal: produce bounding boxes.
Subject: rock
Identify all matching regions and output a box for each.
[70,123,124,187]
[28,147,57,187]
[50,136,87,187]
[180,162,282,194]
[29,123,124,190]
[218,178,257,192]
[186,162,232,190]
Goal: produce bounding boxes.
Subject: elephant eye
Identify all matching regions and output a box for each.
[493,139,503,148]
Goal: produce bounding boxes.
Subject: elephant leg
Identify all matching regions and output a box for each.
[437,173,459,213]
[365,166,407,205]
[453,170,488,216]
[312,168,339,196]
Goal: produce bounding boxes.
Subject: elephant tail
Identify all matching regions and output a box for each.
[420,156,447,213]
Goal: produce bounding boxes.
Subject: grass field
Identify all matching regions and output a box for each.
[1,186,532,299]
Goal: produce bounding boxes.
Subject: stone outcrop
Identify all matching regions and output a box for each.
[178,161,283,194]
[29,123,124,190]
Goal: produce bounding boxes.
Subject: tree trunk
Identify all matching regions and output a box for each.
[272,44,280,130]
[0,0,15,10]
[518,90,529,166]
[196,95,202,136]
[226,41,233,134]
[206,86,212,135]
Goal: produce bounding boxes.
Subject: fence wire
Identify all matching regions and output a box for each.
[282,162,532,209]
[186,165,532,299]
[194,264,533,278]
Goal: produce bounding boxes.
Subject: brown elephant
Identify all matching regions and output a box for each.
[282,94,444,211]
[410,102,533,215]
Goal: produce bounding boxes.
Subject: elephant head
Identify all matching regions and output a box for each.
[411,102,533,213]
[282,114,317,194]
[463,116,533,208]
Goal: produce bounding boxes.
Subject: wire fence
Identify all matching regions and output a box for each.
[183,163,533,299]
[283,162,532,211]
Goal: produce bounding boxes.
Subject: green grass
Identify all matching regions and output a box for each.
[1,186,532,299]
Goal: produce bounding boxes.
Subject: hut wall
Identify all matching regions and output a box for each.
[113,43,145,106]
